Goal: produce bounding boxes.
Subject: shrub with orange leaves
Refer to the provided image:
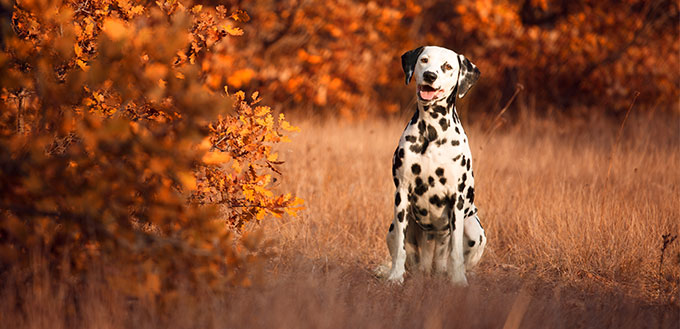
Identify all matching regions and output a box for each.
[0,0,302,295]
[194,91,303,229]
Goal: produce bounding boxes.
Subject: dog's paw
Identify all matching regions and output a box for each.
[449,272,469,287]
[373,262,392,279]
[386,275,404,285]
[386,269,405,284]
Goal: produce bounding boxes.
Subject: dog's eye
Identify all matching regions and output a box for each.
[420,57,428,64]
[445,64,453,71]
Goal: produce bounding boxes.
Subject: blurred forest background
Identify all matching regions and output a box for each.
[0,0,678,328]
[212,0,678,118]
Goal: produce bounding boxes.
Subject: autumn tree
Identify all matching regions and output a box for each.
[207,0,678,118]
[0,0,302,295]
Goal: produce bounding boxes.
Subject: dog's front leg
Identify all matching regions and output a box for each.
[387,188,409,283]
[464,214,486,270]
[448,205,468,285]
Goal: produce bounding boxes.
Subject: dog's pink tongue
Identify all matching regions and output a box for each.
[419,89,438,100]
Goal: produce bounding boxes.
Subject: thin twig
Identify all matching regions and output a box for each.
[659,233,677,276]
[479,83,524,150]
[16,90,24,134]
[73,0,91,15]
[598,91,639,221]
[491,83,524,128]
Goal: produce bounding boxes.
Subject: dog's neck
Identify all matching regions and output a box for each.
[414,93,462,129]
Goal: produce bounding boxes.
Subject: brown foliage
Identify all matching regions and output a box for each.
[0,0,302,295]
[213,0,678,117]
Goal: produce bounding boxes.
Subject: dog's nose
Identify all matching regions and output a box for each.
[423,71,437,83]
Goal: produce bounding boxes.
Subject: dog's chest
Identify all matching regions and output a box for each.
[397,120,472,188]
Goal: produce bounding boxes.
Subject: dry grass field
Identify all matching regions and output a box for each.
[254,113,680,328]
[2,113,679,329]
[269,113,680,287]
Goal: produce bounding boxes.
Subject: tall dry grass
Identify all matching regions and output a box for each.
[266,113,679,299]
[2,113,679,328]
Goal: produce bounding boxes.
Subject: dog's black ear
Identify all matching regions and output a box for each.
[401,46,424,85]
[456,54,481,98]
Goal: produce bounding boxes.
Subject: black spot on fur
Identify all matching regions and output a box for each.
[447,91,456,108]
[466,186,475,204]
[411,163,421,174]
[429,195,444,208]
[439,177,446,185]
[466,159,471,171]
[389,223,394,232]
[405,135,417,143]
[456,195,464,210]
[409,109,419,125]
[451,140,460,146]
[460,156,466,167]
[453,154,462,162]
[397,210,405,222]
[433,105,447,117]
[458,182,466,192]
[409,121,435,154]
[452,109,460,124]
[439,118,449,131]
[415,182,428,195]
[455,127,460,134]
[448,197,457,231]
[393,148,403,170]
[393,178,399,187]
[395,193,401,206]
[428,176,435,186]
[462,173,467,182]
[468,240,476,247]
[415,139,431,154]
[435,168,444,176]
[426,124,438,141]
[408,193,417,202]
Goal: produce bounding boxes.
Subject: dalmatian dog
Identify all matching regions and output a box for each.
[386,46,486,285]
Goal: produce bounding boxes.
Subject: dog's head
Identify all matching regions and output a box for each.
[401,46,480,104]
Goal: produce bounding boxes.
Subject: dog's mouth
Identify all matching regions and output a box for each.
[418,85,445,101]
